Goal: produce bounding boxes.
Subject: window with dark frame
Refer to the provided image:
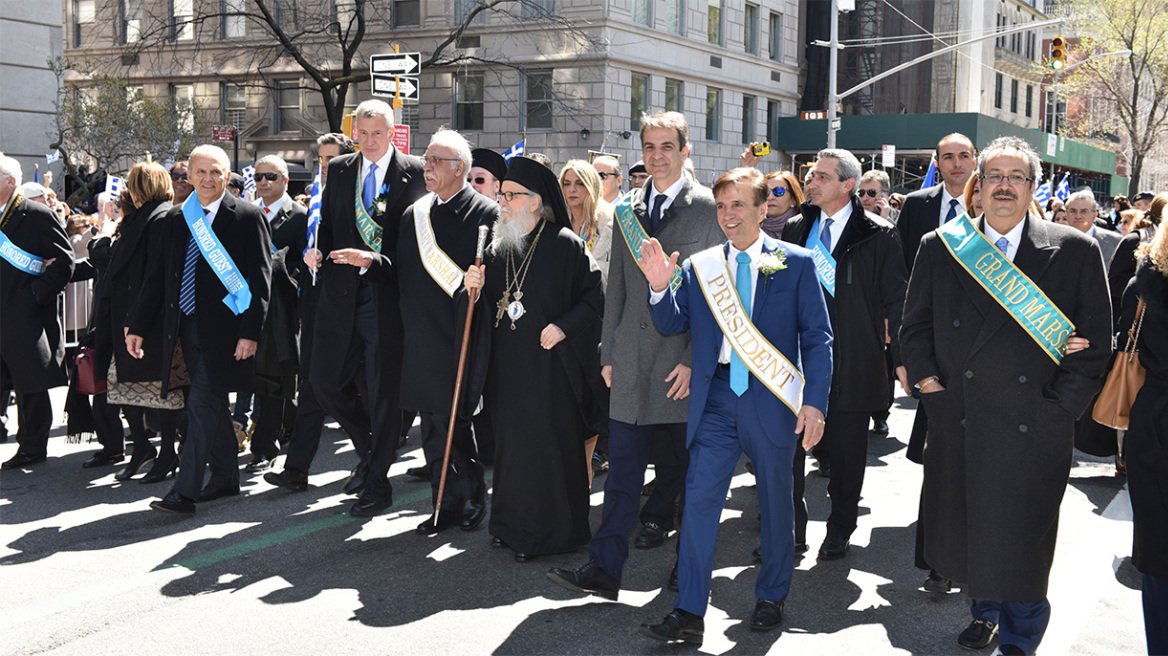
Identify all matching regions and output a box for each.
[631,73,650,131]
[524,70,553,130]
[706,87,721,141]
[454,71,484,131]
[393,0,420,27]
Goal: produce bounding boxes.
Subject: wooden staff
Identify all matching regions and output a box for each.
[433,224,490,523]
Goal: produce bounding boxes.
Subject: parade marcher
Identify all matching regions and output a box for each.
[591,155,623,205]
[634,167,833,643]
[559,159,613,285]
[341,129,497,534]
[782,148,908,561]
[169,160,193,204]
[762,171,803,239]
[127,145,272,514]
[1110,195,1163,333]
[468,148,506,199]
[858,170,894,221]
[0,154,74,470]
[547,111,723,597]
[303,100,426,517]
[627,161,648,190]
[462,155,606,562]
[900,136,1111,654]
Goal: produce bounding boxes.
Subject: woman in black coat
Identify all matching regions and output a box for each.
[92,162,179,482]
[1119,220,1168,655]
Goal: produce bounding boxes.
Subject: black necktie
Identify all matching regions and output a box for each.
[649,193,666,233]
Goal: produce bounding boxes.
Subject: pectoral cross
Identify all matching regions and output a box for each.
[495,290,511,328]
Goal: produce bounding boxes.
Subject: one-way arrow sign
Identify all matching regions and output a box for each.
[370,52,421,77]
[372,76,419,101]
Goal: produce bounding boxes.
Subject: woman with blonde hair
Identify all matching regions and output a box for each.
[1110,193,1166,327]
[559,159,613,286]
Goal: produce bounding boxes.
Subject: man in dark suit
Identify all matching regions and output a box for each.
[1065,190,1122,268]
[128,144,272,514]
[901,136,1111,654]
[635,168,833,644]
[782,148,908,562]
[245,154,308,473]
[303,100,426,517]
[0,154,74,470]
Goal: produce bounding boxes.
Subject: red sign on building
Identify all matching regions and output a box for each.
[211,125,236,142]
[392,125,410,154]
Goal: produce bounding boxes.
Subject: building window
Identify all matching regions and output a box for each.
[121,0,142,44]
[276,82,301,133]
[768,12,782,62]
[170,84,195,131]
[400,103,420,131]
[744,4,759,55]
[1025,84,1033,118]
[707,0,722,46]
[73,0,96,47]
[1045,90,1066,134]
[274,0,298,32]
[221,0,246,38]
[522,0,552,19]
[706,87,721,142]
[222,84,246,127]
[334,0,357,31]
[665,0,685,36]
[766,99,779,145]
[1010,78,1018,113]
[524,70,553,130]
[456,0,485,24]
[454,72,484,131]
[171,0,193,41]
[994,73,1003,109]
[742,95,755,144]
[664,78,683,113]
[633,0,652,27]
[630,73,650,131]
[393,0,420,27]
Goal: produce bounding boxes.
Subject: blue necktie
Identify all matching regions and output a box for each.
[730,251,752,396]
[362,163,378,210]
[995,236,1009,256]
[179,208,209,316]
[945,198,959,223]
[649,193,666,233]
[819,217,834,253]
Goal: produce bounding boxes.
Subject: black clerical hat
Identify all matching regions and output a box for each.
[628,160,647,175]
[505,155,571,230]
[471,148,508,182]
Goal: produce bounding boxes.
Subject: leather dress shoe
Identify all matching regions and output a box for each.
[634,521,668,549]
[1,452,47,470]
[460,497,486,531]
[82,450,125,468]
[815,461,831,477]
[350,492,393,517]
[818,534,850,560]
[514,551,536,563]
[150,490,196,515]
[416,512,456,535]
[199,483,241,502]
[872,418,890,435]
[641,609,704,644]
[591,450,609,472]
[491,536,508,549]
[923,570,954,594]
[406,465,431,481]
[957,618,998,650]
[795,540,809,554]
[243,454,275,473]
[668,563,678,591]
[341,462,369,496]
[264,468,309,492]
[546,561,620,600]
[749,599,785,632]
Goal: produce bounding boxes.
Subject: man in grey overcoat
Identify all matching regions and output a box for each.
[901,136,1112,655]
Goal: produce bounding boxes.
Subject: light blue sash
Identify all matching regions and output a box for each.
[806,217,837,297]
[0,230,45,275]
[614,194,682,293]
[182,195,252,315]
[937,214,1073,363]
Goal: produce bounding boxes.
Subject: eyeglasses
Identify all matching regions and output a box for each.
[980,173,1033,187]
[496,191,534,202]
[858,189,881,198]
[470,177,490,185]
[171,173,187,181]
[255,172,281,182]
[770,186,787,198]
[423,155,461,166]
[890,202,901,209]
[597,172,618,180]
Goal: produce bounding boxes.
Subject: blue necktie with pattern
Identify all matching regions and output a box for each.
[995,236,1009,256]
[179,208,209,316]
[820,217,835,253]
[362,163,378,210]
[730,251,752,396]
[945,198,959,223]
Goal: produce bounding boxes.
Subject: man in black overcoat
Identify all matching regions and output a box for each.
[127,145,272,515]
[0,154,74,470]
[303,100,426,517]
[900,136,1112,654]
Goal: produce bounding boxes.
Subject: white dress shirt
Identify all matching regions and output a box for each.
[199,193,225,225]
[983,216,1027,262]
[258,194,286,222]
[646,175,685,216]
[821,201,853,251]
[939,186,965,226]
[361,148,394,195]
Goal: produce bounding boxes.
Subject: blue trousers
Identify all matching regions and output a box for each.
[173,318,239,500]
[970,598,1051,653]
[676,367,796,616]
[589,419,688,581]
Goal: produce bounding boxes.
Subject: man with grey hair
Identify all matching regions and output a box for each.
[0,153,74,470]
[901,135,1111,654]
[592,155,623,204]
[858,170,893,221]
[781,148,908,562]
[1064,189,1121,267]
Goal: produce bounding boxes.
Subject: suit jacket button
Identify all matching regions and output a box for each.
[960,418,966,428]
[1018,375,1027,383]
[964,370,974,379]
[640,322,648,329]
[704,376,710,382]
[952,319,961,328]
[1019,424,1028,433]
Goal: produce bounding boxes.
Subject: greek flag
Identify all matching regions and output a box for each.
[920,156,936,190]
[503,139,525,162]
[46,149,60,164]
[304,164,322,256]
[105,174,123,198]
[1054,173,1070,202]
[242,166,256,196]
[34,164,40,184]
[1033,180,1053,204]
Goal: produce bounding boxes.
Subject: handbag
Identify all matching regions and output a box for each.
[74,346,107,395]
[1093,298,1147,430]
[106,359,185,411]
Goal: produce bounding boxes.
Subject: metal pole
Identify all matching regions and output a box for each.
[1049,70,1058,182]
[827,0,839,148]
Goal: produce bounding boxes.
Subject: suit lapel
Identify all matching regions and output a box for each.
[378,148,410,219]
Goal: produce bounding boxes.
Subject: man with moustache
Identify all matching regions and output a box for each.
[128,145,272,514]
[302,100,425,517]
[901,136,1111,654]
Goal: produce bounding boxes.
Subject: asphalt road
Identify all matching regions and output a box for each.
[0,390,1146,655]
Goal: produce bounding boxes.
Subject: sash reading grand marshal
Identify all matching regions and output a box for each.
[937,213,1073,363]
[690,246,804,415]
[354,168,383,252]
[412,193,465,297]
[0,193,46,276]
[182,195,252,315]
[615,194,682,293]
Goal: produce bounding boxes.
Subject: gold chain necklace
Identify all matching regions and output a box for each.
[495,221,546,329]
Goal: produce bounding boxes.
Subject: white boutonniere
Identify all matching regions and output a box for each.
[753,250,787,292]
[371,182,391,216]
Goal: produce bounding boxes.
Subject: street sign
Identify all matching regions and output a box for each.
[212,125,236,142]
[392,125,410,154]
[830,117,841,132]
[371,76,419,101]
[370,52,421,77]
[882,144,895,168]
[800,110,828,120]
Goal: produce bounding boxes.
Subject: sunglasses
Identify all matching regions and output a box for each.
[470,177,490,185]
[255,172,281,182]
[858,189,882,198]
[597,172,618,180]
[770,186,788,198]
[171,173,187,181]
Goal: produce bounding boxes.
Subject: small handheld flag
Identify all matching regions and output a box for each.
[304,164,323,285]
[1033,180,1053,204]
[46,150,60,164]
[242,166,256,197]
[105,174,123,198]
[1054,173,1070,202]
[503,139,525,162]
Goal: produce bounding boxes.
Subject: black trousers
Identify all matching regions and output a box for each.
[173,318,238,500]
[640,426,684,530]
[420,412,483,516]
[251,395,296,460]
[91,392,126,454]
[14,390,53,457]
[821,409,871,539]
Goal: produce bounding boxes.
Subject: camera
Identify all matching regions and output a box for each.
[750,142,771,157]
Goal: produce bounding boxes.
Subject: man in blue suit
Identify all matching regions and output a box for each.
[638,168,833,643]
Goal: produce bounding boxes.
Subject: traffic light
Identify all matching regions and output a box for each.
[1050,35,1067,71]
